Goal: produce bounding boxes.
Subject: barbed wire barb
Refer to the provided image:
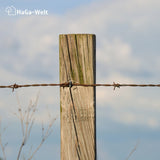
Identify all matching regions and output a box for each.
[113,82,120,90]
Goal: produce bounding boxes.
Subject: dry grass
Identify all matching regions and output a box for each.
[0,93,57,160]
[126,140,140,160]
[0,118,7,160]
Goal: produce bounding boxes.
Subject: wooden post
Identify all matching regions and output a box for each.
[59,34,96,160]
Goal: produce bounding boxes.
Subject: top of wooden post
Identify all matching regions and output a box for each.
[59,34,96,84]
[60,33,96,36]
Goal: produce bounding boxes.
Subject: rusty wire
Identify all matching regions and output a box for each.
[1,82,160,92]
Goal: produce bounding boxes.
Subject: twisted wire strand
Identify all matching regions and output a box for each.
[1,82,160,92]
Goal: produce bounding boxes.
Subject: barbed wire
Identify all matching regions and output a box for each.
[1,82,160,92]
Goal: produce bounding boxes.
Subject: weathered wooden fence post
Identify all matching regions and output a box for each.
[59,34,96,160]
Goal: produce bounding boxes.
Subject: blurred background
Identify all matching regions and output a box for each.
[0,0,160,159]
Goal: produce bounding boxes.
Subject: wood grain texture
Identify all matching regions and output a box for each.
[59,34,96,160]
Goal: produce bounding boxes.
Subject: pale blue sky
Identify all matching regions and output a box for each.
[0,0,160,160]
[1,0,97,14]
